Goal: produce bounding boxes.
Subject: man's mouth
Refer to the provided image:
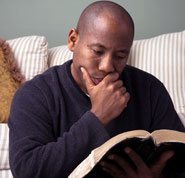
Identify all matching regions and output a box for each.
[91,77,103,85]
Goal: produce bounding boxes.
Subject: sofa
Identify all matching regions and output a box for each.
[0,30,184,178]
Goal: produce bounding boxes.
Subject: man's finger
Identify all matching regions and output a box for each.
[159,150,174,163]
[152,150,174,172]
[104,72,119,83]
[81,67,95,92]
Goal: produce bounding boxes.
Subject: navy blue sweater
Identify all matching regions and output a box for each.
[8,60,185,178]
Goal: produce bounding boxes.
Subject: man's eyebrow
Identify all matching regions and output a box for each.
[117,49,129,54]
[87,43,106,49]
[87,44,129,53]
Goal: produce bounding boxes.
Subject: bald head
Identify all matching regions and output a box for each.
[76,1,134,40]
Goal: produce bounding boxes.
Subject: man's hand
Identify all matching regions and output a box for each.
[81,67,130,125]
[99,148,174,178]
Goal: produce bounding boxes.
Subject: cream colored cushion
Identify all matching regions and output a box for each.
[48,45,73,67]
[7,36,48,80]
[0,124,13,178]
[0,124,10,170]
[0,170,13,178]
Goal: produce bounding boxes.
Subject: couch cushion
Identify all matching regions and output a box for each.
[0,124,9,170]
[48,45,73,67]
[0,170,13,178]
[7,36,48,81]
[128,30,185,120]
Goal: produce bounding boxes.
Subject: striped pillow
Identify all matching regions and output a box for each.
[0,170,13,178]
[0,124,13,178]
[0,124,10,169]
[48,45,73,67]
[128,30,185,121]
[7,36,48,81]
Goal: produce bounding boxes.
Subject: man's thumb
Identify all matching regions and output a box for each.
[81,67,94,91]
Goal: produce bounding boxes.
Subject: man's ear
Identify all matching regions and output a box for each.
[68,28,78,52]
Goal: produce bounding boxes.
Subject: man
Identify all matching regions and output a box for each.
[8,1,185,178]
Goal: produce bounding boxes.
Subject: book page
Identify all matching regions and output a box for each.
[151,129,185,145]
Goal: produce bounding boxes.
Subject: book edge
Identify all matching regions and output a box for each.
[68,130,150,177]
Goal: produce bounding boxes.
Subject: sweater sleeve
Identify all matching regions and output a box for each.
[8,82,110,178]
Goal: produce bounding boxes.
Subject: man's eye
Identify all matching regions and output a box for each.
[93,49,103,55]
[116,55,127,60]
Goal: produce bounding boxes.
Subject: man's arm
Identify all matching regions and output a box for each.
[8,82,110,178]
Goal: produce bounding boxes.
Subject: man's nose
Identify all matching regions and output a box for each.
[98,55,115,73]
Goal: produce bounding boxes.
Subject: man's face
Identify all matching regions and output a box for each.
[68,17,133,93]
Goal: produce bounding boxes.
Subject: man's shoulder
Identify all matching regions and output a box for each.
[17,60,72,94]
[42,60,71,78]
[124,65,152,76]
[122,65,165,91]
[123,65,160,82]
[32,60,71,83]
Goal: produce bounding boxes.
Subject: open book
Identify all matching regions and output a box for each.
[68,129,185,178]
